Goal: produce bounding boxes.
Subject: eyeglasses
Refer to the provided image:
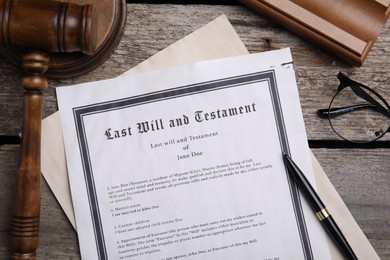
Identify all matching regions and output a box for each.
[317,72,390,143]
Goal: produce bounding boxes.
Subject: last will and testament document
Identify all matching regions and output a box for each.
[57,48,332,259]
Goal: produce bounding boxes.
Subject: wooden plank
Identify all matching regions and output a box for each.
[312,148,390,260]
[1,144,389,258]
[0,4,389,141]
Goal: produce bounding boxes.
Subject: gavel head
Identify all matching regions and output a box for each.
[0,0,97,55]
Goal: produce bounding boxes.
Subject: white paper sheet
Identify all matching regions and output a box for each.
[57,48,331,260]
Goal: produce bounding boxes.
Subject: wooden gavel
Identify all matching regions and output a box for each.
[0,0,97,259]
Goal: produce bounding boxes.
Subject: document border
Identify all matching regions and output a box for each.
[72,70,313,260]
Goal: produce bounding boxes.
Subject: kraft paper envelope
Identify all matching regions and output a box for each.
[41,14,379,260]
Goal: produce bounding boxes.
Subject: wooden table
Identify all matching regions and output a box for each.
[1,2,389,259]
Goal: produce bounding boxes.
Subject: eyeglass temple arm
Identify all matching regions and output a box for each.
[317,103,377,119]
[317,72,390,119]
[338,72,390,118]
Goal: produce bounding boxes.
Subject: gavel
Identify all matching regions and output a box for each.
[0,0,97,259]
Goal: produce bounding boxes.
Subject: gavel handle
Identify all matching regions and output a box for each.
[11,52,49,260]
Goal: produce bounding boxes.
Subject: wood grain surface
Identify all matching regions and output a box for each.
[0,3,389,259]
[0,3,389,141]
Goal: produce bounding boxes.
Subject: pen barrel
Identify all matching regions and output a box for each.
[322,215,357,260]
[283,154,357,259]
[283,154,325,211]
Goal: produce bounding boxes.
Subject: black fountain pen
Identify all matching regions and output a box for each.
[282,152,358,260]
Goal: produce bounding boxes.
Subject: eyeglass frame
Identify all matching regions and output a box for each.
[317,72,390,143]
